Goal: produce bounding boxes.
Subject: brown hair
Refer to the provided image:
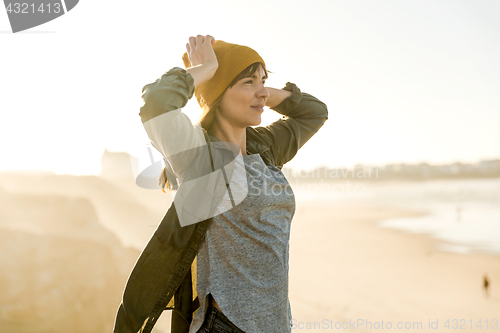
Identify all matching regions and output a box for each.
[159,62,270,192]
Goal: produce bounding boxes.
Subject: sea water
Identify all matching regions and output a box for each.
[292,177,500,257]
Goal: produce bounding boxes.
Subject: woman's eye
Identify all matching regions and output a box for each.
[244,80,266,85]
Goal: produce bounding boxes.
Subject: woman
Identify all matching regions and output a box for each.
[114,35,328,333]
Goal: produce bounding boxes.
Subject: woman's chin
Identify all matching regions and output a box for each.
[251,115,262,126]
[242,115,262,127]
[250,120,262,127]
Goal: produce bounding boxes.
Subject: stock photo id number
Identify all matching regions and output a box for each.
[3,0,79,32]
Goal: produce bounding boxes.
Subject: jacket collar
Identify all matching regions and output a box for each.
[207,127,278,168]
[207,128,269,155]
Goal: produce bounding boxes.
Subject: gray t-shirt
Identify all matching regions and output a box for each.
[189,151,296,333]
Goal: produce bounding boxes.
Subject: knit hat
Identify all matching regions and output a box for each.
[182,40,265,111]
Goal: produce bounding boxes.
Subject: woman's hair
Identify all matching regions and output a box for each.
[159,62,270,192]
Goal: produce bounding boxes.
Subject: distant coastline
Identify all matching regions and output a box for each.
[283,158,500,181]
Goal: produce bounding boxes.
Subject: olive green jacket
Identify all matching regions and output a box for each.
[113,67,328,333]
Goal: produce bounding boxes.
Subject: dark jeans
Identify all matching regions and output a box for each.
[196,296,246,333]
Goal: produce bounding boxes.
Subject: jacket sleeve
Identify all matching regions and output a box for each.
[254,82,328,166]
[139,67,207,179]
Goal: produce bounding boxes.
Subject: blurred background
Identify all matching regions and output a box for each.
[1,0,499,332]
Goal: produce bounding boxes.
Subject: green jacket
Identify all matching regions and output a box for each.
[113,67,328,333]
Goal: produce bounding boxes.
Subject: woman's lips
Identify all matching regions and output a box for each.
[251,106,264,112]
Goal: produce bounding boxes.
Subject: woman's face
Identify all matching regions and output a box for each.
[217,64,269,128]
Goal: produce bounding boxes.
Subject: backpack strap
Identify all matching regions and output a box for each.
[167,128,216,333]
[202,128,215,172]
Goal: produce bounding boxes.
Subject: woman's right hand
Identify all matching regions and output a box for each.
[185,35,218,87]
[186,35,218,68]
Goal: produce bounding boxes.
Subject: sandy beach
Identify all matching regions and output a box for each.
[151,201,500,333]
[286,201,500,333]
[1,173,498,332]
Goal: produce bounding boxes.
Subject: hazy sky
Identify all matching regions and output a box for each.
[1,0,499,175]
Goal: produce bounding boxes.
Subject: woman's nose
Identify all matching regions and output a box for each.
[257,85,270,99]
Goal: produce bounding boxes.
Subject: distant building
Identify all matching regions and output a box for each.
[100,149,139,180]
[416,162,432,178]
[298,158,500,181]
[478,159,500,175]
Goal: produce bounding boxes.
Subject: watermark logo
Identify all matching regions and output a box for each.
[3,0,79,33]
[133,140,250,228]
[134,146,166,190]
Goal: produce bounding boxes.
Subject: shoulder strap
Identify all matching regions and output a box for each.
[204,129,235,207]
[202,128,215,172]
[141,128,217,333]
[165,128,216,333]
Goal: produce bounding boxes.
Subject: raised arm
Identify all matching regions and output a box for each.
[139,35,218,178]
[255,82,328,167]
[139,67,206,179]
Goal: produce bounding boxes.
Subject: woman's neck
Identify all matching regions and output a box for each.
[210,124,248,156]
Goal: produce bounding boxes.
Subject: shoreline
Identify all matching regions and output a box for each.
[290,177,500,260]
[374,203,500,260]
[288,202,500,332]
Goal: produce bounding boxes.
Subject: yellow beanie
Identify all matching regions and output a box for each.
[182,40,265,111]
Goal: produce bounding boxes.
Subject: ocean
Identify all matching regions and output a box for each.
[290,177,500,257]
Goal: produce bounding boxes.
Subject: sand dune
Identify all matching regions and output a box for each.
[0,172,172,250]
[0,227,136,333]
[0,178,140,333]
